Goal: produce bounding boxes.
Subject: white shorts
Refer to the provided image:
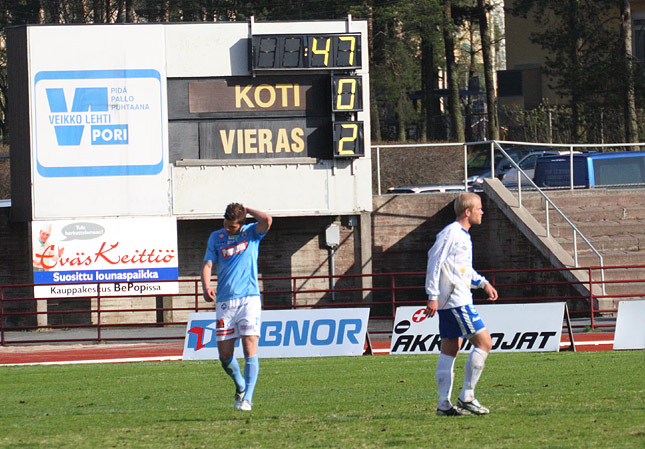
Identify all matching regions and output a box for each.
[215,296,262,341]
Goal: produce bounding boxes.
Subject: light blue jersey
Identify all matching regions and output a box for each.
[204,222,266,302]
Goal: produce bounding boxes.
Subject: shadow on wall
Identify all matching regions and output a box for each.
[370,193,587,314]
[370,194,456,316]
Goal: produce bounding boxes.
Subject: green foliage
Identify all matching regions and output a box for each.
[508,0,638,142]
[0,1,450,144]
[501,102,645,143]
[0,351,643,448]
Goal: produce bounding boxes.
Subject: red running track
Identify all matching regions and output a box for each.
[0,333,615,366]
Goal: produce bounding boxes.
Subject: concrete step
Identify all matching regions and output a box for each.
[517,188,645,209]
[527,205,645,223]
[576,250,645,267]
[545,220,645,238]
[557,235,645,253]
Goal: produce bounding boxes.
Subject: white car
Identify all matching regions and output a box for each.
[502,150,579,186]
[386,185,467,194]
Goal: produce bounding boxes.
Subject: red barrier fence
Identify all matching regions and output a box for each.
[1,265,643,345]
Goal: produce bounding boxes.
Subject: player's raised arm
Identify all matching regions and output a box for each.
[246,207,272,234]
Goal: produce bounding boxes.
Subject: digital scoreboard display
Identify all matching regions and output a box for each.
[249,32,364,159]
[251,34,362,71]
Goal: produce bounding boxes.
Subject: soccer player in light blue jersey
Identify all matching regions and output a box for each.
[425,193,498,416]
[201,203,272,412]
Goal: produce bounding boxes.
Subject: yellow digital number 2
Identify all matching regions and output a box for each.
[338,124,358,155]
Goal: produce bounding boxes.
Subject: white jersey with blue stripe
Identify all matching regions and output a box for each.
[425,221,488,310]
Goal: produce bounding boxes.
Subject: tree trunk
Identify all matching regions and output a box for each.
[620,0,639,143]
[465,26,475,142]
[125,0,135,22]
[443,0,465,141]
[367,12,382,142]
[477,0,499,140]
[397,95,406,142]
[568,0,585,141]
[421,37,437,141]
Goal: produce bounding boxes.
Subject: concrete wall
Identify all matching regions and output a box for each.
[1,193,581,326]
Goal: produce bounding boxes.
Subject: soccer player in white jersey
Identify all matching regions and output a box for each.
[425,192,498,416]
[201,203,272,412]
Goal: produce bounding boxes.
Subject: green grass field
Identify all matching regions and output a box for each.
[1,351,643,448]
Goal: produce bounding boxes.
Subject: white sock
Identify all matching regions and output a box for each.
[436,353,456,410]
[459,347,488,403]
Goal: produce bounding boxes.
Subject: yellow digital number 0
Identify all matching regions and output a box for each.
[336,78,357,110]
[312,37,331,66]
[338,124,358,155]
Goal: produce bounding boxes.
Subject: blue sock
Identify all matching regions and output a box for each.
[243,355,260,403]
[221,357,245,394]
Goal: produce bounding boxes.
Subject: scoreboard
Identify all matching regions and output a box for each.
[9,19,371,220]
[168,19,371,217]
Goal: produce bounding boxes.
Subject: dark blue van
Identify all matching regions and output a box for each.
[533,151,645,188]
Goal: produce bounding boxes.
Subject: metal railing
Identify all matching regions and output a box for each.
[2,264,644,345]
[490,141,606,293]
[373,139,645,294]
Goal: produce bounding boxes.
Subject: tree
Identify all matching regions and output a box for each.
[477,0,499,140]
[619,0,639,143]
[510,0,631,143]
[442,0,465,141]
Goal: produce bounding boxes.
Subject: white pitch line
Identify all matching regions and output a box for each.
[559,340,614,347]
[371,348,390,354]
[1,355,183,367]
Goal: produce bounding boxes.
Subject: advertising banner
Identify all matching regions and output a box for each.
[613,300,645,350]
[182,308,370,360]
[390,303,565,354]
[28,25,170,218]
[32,217,178,298]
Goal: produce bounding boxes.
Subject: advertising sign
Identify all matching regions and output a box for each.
[390,303,565,354]
[614,300,645,350]
[182,308,370,360]
[28,25,170,218]
[32,217,178,298]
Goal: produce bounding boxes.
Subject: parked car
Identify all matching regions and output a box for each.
[386,185,467,194]
[467,146,544,187]
[502,150,581,186]
[534,151,645,189]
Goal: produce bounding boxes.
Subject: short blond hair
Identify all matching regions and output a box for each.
[454,192,481,217]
